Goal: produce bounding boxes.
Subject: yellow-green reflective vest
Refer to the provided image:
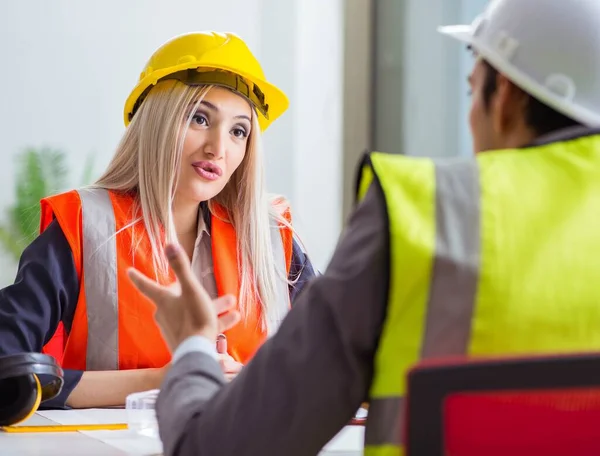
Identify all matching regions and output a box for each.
[358,132,600,456]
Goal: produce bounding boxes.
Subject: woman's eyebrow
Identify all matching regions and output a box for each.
[197,100,251,122]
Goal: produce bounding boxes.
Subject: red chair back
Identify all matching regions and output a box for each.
[405,353,600,455]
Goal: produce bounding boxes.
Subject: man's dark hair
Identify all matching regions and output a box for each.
[481,59,582,136]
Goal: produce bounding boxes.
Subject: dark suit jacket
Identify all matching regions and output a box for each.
[156,183,389,455]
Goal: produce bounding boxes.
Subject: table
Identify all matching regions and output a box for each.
[0,409,364,455]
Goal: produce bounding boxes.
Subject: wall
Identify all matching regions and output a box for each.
[259,0,344,272]
[457,0,491,156]
[372,0,463,158]
[0,0,344,284]
[371,0,490,159]
[341,0,373,221]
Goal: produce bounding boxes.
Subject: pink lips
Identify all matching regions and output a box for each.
[192,161,223,181]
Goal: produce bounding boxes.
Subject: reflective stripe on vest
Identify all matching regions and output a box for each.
[77,188,289,371]
[421,159,480,358]
[79,188,119,371]
[358,154,480,454]
[269,220,291,335]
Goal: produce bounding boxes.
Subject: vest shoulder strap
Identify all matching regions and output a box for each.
[40,189,85,277]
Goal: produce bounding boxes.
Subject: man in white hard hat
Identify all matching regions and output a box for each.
[128,0,600,455]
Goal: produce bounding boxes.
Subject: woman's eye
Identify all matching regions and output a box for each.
[192,114,207,126]
[232,127,247,138]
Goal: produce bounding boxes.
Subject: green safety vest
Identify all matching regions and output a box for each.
[357,132,600,456]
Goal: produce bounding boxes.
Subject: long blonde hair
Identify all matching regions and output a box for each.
[94,80,292,331]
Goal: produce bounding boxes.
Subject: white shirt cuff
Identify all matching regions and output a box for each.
[172,335,219,364]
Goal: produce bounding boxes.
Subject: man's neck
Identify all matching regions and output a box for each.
[499,127,537,150]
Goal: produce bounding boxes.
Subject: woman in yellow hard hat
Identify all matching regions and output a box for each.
[0,31,315,410]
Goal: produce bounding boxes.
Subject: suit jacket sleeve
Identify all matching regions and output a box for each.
[156,183,390,456]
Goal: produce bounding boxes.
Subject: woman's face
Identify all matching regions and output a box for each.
[176,86,253,203]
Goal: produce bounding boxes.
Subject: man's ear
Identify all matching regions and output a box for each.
[492,73,529,133]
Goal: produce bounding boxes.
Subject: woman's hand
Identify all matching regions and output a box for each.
[217,353,243,381]
[216,334,243,381]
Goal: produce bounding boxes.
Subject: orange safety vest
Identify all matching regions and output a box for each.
[40,188,293,370]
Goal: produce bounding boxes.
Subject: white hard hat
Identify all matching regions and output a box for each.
[438,0,600,127]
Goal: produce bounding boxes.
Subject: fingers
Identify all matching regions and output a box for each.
[218,356,244,374]
[217,353,232,362]
[213,297,238,348]
[225,372,238,382]
[214,295,237,315]
[217,310,241,333]
[127,268,168,302]
[165,244,202,294]
[216,334,227,354]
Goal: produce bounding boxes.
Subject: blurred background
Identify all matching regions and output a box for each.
[0,0,486,285]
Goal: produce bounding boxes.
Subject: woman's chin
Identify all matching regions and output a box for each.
[189,183,226,203]
[174,179,228,205]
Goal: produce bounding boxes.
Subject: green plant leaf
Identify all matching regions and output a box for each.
[1,147,72,261]
[45,149,69,195]
[1,147,97,262]
[12,149,46,245]
[0,224,23,259]
[81,151,96,186]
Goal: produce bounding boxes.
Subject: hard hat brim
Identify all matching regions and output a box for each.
[123,62,289,132]
[437,24,474,45]
[438,22,600,126]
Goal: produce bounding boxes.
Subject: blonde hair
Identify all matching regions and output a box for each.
[94,80,292,332]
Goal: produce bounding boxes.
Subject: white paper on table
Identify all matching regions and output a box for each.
[37,409,128,425]
[37,409,361,455]
[321,426,364,452]
[37,409,163,455]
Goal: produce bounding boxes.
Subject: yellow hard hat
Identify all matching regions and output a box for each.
[123,31,289,131]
